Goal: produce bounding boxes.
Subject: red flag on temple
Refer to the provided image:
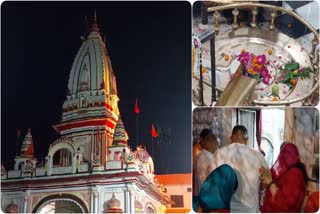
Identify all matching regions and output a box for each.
[135,98,140,114]
[151,124,158,138]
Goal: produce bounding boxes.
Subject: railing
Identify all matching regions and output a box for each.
[207,2,319,106]
[78,163,89,172]
[51,166,73,175]
[7,170,21,178]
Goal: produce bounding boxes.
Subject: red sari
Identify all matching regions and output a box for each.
[304,191,319,213]
[261,143,306,212]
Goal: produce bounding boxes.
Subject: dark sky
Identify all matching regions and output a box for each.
[1,2,191,174]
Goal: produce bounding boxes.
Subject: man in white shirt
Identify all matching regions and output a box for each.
[207,125,267,213]
[193,133,219,197]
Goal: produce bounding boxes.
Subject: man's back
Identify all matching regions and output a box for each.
[193,149,213,196]
[207,143,267,213]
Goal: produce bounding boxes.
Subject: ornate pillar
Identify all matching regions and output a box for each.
[129,187,135,214]
[94,188,99,213]
[91,187,99,213]
[23,190,30,213]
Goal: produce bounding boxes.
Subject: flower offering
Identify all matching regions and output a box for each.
[237,51,272,85]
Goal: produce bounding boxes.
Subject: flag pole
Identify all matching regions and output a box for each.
[152,136,154,160]
[136,114,139,148]
[135,98,140,148]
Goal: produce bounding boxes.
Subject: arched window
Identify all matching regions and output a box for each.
[52,148,72,167]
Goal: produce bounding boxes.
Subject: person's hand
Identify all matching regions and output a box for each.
[259,166,272,185]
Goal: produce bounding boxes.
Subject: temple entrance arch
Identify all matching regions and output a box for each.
[32,194,88,213]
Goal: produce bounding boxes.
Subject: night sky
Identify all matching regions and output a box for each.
[2,2,191,174]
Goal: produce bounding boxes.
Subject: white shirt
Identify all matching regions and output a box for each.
[207,143,267,213]
[193,149,213,196]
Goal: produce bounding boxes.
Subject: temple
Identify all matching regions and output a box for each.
[1,14,172,213]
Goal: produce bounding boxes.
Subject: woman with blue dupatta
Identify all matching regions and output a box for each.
[194,164,238,213]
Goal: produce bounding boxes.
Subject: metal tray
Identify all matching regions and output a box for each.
[215,27,314,104]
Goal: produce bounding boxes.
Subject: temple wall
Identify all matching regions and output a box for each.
[284,108,319,180]
[193,108,235,147]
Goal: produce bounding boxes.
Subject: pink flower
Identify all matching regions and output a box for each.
[260,68,269,77]
[193,39,199,47]
[263,76,271,85]
[257,54,266,64]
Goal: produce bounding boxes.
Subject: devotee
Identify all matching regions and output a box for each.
[193,133,219,211]
[192,128,212,162]
[303,158,319,212]
[207,125,268,213]
[260,143,307,212]
[197,164,238,213]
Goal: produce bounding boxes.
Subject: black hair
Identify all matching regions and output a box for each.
[199,128,213,139]
[232,125,248,139]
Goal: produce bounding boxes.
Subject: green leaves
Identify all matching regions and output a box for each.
[277,60,311,90]
[284,61,299,71]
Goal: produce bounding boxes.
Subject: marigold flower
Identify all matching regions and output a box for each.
[225,54,230,61]
[272,97,278,101]
[201,67,207,74]
[252,57,257,63]
[247,67,255,74]
[257,64,263,70]
[268,49,272,55]
[290,78,297,85]
[241,49,246,53]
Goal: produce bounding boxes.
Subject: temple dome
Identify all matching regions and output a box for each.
[103,193,122,213]
[133,146,151,163]
[59,13,120,125]
[5,201,18,213]
[67,15,117,96]
[20,129,34,158]
[134,200,143,213]
[112,118,128,146]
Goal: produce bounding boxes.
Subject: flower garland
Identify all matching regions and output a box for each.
[192,35,201,77]
[237,51,272,85]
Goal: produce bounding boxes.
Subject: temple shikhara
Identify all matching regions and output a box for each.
[1,14,173,213]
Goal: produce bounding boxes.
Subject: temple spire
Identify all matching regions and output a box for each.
[20,128,34,158]
[92,10,100,32]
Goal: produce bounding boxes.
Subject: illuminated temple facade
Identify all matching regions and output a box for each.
[1,15,170,213]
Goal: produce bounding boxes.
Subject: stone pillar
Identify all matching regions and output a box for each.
[47,156,52,176]
[23,191,30,213]
[128,188,135,214]
[72,153,77,173]
[93,188,99,213]
[90,189,95,213]
[284,108,295,143]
